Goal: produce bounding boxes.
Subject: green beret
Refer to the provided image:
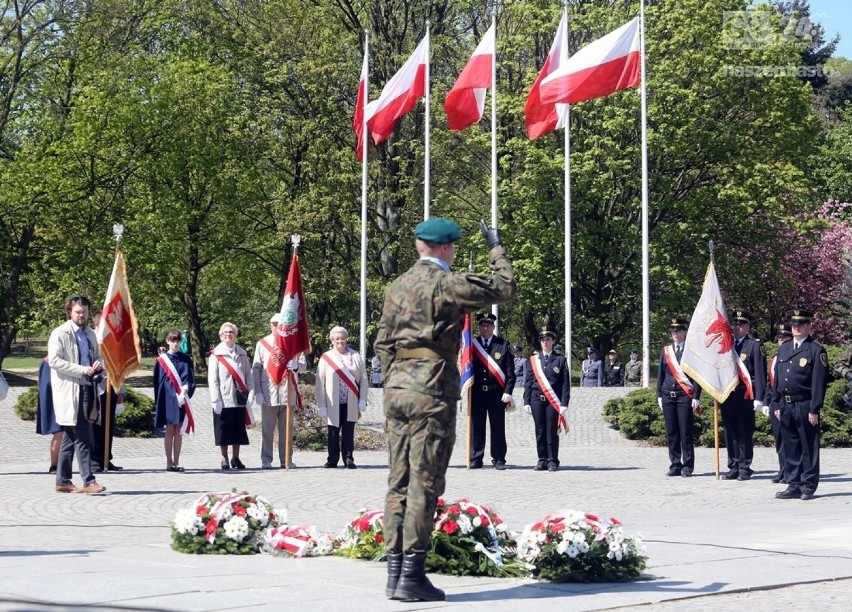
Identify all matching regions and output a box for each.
[415,217,462,244]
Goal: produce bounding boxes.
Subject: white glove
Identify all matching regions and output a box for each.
[691,399,701,414]
[524,405,531,415]
[500,393,513,405]
[657,397,663,409]
[181,384,189,394]
[559,406,568,417]
[177,390,186,404]
[115,403,125,416]
[213,400,223,414]
[753,400,763,413]
[762,405,770,417]
[319,406,328,418]
[287,359,299,371]
[358,399,367,412]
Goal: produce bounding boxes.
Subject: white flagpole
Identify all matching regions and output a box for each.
[640,0,650,386]
[490,10,499,326]
[359,31,369,358]
[562,4,572,372]
[424,22,431,220]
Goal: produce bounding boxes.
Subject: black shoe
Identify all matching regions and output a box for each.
[547,463,559,472]
[666,467,682,477]
[771,472,783,484]
[346,461,357,470]
[737,472,751,481]
[92,464,104,474]
[221,460,230,470]
[681,467,693,478]
[386,552,402,599]
[534,461,547,471]
[775,486,801,499]
[394,552,445,602]
[469,460,483,469]
[107,462,123,471]
[323,461,337,468]
[721,470,738,480]
[800,492,815,501]
[48,465,57,474]
[230,457,245,470]
[494,460,507,471]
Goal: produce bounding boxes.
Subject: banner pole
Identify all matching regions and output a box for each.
[285,393,292,470]
[714,400,720,479]
[466,385,472,469]
[103,383,112,471]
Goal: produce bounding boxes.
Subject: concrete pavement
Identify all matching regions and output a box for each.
[1,382,850,610]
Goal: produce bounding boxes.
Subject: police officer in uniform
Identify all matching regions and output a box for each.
[470,312,516,470]
[513,345,527,388]
[657,317,702,477]
[720,310,766,481]
[772,309,829,500]
[523,326,570,471]
[764,323,792,484]
[624,348,642,386]
[581,347,604,387]
[603,349,625,386]
[375,218,516,601]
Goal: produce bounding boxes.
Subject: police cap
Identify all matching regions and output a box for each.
[788,308,813,324]
[731,309,752,324]
[669,317,689,331]
[775,323,793,339]
[477,312,497,325]
[538,325,557,340]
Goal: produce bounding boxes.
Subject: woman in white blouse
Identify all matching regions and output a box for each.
[208,322,253,470]
[315,326,368,469]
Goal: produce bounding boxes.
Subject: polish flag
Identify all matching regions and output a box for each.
[353,47,369,160]
[524,13,569,140]
[95,250,142,391]
[365,34,428,144]
[540,16,640,105]
[444,23,495,132]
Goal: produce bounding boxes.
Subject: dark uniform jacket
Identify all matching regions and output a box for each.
[473,335,516,395]
[732,336,766,402]
[524,352,571,407]
[603,360,625,386]
[656,345,703,401]
[375,246,516,401]
[771,336,829,414]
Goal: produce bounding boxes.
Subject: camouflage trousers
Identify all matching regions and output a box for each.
[383,388,457,554]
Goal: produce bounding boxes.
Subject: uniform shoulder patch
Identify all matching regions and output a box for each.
[759,344,766,357]
[820,352,828,367]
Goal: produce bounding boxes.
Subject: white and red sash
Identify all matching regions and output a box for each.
[157,353,195,435]
[768,355,777,388]
[215,353,255,426]
[258,336,288,386]
[321,352,360,400]
[529,353,568,433]
[734,348,755,400]
[473,339,506,388]
[663,345,694,400]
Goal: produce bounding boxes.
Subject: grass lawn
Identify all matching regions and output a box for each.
[3,352,157,371]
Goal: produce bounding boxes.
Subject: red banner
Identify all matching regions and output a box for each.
[275,254,311,364]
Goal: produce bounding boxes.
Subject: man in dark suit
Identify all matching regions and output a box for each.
[470,312,516,470]
[764,323,793,484]
[772,309,829,501]
[603,349,625,386]
[720,310,766,481]
[657,317,702,477]
[523,326,570,472]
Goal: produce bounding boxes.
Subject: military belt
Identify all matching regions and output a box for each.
[397,347,448,361]
[478,384,501,392]
[666,390,686,398]
[783,393,811,403]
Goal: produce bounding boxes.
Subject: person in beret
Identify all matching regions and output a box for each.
[771,309,829,501]
[553,343,565,356]
[624,348,642,387]
[603,349,625,387]
[580,347,604,387]
[764,323,793,484]
[523,325,571,471]
[656,317,702,477]
[719,310,766,481]
[375,217,516,601]
[469,312,516,470]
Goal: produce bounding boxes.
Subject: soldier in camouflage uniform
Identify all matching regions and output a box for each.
[374,217,516,602]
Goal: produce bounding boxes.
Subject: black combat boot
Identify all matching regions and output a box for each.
[394,552,445,602]
[386,551,402,599]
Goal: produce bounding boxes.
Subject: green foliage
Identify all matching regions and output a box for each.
[116,388,155,438]
[821,379,852,446]
[427,530,527,578]
[13,388,39,421]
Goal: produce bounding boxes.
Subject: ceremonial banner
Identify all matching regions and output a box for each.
[275,254,311,364]
[445,22,495,132]
[525,12,569,139]
[459,312,473,393]
[96,251,142,391]
[540,16,640,105]
[365,34,428,144]
[354,45,369,160]
[680,262,739,404]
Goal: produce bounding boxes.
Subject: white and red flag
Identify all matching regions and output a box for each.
[365,34,428,144]
[525,12,569,139]
[95,250,142,391]
[275,254,311,364]
[540,16,640,105]
[444,23,495,132]
[680,262,740,404]
[353,46,369,160]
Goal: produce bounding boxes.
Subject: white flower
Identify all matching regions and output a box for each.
[219,504,234,520]
[247,502,269,526]
[566,543,580,558]
[457,514,473,535]
[173,508,202,535]
[223,516,249,541]
[472,516,482,528]
[556,540,570,555]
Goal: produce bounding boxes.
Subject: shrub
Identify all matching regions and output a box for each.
[14,388,39,421]
[116,387,155,438]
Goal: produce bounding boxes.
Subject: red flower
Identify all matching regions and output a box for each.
[532,521,543,532]
[442,520,458,535]
[610,517,622,525]
[550,522,566,533]
[436,498,446,508]
[234,505,247,517]
[466,506,478,516]
[196,505,207,515]
[375,534,383,543]
[480,515,490,527]
[585,513,600,522]
[205,518,218,536]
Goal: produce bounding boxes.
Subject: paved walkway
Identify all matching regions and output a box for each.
[1,380,850,610]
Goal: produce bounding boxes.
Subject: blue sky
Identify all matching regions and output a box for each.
[808,0,851,59]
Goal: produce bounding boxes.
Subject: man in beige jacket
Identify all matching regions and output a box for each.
[48,295,106,494]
